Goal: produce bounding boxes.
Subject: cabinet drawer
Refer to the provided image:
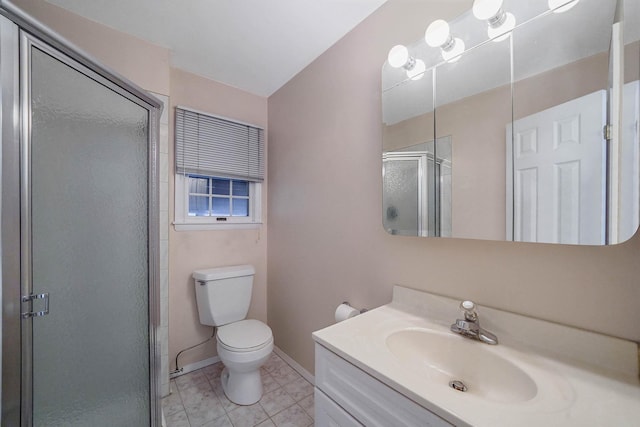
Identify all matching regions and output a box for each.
[315,344,452,427]
[315,388,363,427]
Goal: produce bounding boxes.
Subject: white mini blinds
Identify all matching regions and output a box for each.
[175,107,265,182]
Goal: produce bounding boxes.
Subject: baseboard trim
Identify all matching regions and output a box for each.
[169,356,220,379]
[167,347,315,386]
[274,346,315,385]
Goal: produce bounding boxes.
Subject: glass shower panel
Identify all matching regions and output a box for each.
[30,46,150,426]
[382,157,422,236]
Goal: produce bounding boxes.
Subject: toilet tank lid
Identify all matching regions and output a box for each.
[193,265,255,281]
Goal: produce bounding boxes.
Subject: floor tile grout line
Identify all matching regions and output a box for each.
[163,352,314,427]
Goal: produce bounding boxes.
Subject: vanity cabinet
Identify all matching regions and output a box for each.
[314,344,453,427]
[313,287,640,426]
[315,388,362,426]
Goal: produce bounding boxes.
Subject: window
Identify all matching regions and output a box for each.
[174,107,264,230]
[188,176,250,217]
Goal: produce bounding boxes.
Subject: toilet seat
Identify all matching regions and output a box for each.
[217,319,273,352]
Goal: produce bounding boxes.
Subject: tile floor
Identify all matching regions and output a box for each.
[162,353,315,427]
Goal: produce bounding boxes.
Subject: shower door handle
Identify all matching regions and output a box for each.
[21,292,50,318]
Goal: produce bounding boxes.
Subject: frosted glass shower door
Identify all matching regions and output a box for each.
[26,38,151,425]
[383,156,424,236]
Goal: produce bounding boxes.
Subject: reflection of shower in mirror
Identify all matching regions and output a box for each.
[382,137,452,237]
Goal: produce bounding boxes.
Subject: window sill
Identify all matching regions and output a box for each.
[173,221,262,231]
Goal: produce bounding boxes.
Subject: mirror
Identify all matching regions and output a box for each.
[382,0,640,244]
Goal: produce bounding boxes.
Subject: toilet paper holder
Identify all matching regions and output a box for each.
[342,301,367,314]
[334,301,366,323]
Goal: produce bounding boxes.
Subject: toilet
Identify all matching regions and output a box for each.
[193,265,273,405]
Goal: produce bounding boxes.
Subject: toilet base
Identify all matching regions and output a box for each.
[220,366,263,405]
[216,330,273,406]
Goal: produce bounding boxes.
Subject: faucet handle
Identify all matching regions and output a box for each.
[460,300,478,321]
[461,300,475,310]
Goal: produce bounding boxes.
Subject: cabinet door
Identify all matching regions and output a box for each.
[315,388,362,427]
[315,345,454,427]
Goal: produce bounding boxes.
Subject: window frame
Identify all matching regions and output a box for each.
[174,173,262,231]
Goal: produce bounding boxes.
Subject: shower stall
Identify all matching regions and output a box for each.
[382,137,452,237]
[1,2,161,426]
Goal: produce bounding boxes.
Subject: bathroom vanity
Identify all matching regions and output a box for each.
[312,287,640,426]
[314,343,452,426]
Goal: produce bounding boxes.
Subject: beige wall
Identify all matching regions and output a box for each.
[268,0,640,375]
[168,68,268,368]
[13,0,170,95]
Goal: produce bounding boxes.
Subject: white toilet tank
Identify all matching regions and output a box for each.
[193,265,255,327]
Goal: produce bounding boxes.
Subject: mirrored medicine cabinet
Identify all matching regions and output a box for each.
[381,0,640,245]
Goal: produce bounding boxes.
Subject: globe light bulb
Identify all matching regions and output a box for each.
[425,19,451,48]
[441,38,465,63]
[406,59,426,80]
[387,45,409,68]
[472,0,504,21]
[488,12,516,42]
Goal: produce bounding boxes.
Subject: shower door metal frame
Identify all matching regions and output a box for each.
[0,1,163,425]
[1,12,22,427]
[382,153,428,236]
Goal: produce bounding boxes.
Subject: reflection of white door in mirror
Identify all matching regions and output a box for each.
[506,90,607,244]
[618,81,640,243]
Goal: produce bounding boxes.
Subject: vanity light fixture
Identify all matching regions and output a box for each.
[472,0,516,42]
[387,45,413,69]
[425,19,465,63]
[406,59,426,80]
[387,44,426,80]
[548,0,580,13]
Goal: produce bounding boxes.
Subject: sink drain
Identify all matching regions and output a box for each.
[449,380,467,392]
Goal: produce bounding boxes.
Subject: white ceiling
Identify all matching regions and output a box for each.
[45,0,388,97]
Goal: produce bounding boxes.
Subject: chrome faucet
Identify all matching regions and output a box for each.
[450,300,498,345]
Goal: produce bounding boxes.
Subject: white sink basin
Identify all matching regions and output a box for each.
[313,287,640,426]
[385,328,538,403]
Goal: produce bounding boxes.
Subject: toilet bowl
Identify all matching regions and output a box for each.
[217,319,274,405]
[192,265,273,405]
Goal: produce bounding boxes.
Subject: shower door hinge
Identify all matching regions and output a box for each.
[21,292,50,318]
[603,124,612,140]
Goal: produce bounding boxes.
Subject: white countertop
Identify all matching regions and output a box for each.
[312,286,640,427]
